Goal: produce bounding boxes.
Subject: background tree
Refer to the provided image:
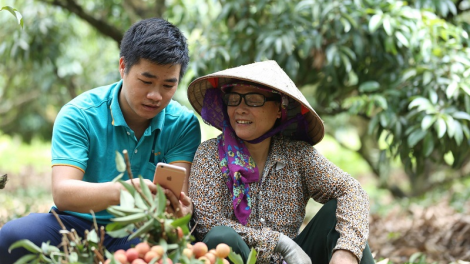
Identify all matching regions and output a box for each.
[1,0,469,197]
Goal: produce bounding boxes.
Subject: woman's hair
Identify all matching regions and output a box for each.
[119,18,189,80]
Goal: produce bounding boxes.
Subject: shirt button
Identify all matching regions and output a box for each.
[127,132,130,135]
[134,149,138,154]
[260,218,265,223]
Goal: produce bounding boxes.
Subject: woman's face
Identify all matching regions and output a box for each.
[226,85,281,141]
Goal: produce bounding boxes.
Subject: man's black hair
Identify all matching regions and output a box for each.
[120,18,189,80]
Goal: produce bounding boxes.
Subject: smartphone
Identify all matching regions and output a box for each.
[153,162,186,197]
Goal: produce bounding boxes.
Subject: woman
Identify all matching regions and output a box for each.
[187,61,374,264]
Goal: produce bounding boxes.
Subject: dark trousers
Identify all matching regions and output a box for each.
[202,200,375,263]
[0,209,140,264]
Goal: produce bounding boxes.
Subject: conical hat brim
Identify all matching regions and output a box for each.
[187,60,324,145]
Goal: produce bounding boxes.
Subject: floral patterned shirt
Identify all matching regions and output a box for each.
[189,135,369,263]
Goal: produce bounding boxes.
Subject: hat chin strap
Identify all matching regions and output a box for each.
[245,113,307,144]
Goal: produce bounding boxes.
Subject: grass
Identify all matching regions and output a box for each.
[0,133,53,225]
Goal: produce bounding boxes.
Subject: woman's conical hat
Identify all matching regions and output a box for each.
[187,60,324,145]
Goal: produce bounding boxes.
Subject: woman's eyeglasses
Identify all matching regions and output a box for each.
[223,92,281,107]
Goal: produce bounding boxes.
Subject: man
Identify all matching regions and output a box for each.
[0,18,201,263]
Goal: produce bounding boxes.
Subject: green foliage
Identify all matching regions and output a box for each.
[1,0,469,198]
[9,232,101,264]
[0,0,119,142]
[0,5,24,27]
[188,0,470,196]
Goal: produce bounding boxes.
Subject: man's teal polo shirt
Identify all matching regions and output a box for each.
[51,80,201,223]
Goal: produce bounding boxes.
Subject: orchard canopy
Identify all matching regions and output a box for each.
[1,0,469,197]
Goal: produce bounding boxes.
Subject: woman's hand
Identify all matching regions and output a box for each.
[330,249,358,264]
[165,190,193,218]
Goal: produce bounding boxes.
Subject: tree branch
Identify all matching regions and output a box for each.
[43,0,123,45]
[412,172,470,197]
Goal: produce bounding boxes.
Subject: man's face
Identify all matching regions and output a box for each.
[119,58,181,126]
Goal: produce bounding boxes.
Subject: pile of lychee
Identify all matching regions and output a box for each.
[105,241,231,264]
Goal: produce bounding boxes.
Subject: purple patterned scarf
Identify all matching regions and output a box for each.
[217,124,259,225]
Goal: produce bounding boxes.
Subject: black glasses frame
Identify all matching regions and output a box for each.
[223,92,280,107]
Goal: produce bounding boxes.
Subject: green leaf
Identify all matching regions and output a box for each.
[423,134,434,157]
[246,248,258,264]
[369,13,382,33]
[119,180,136,195]
[407,129,426,147]
[115,151,126,173]
[423,71,432,85]
[275,38,282,54]
[228,248,244,264]
[421,115,437,130]
[69,252,78,263]
[111,212,148,225]
[340,17,351,33]
[435,118,447,138]
[445,116,456,137]
[112,172,125,183]
[429,90,438,104]
[40,242,59,255]
[408,97,430,110]
[402,69,417,81]
[87,229,99,244]
[409,252,423,263]
[156,184,167,215]
[325,45,337,64]
[359,81,380,92]
[139,176,153,204]
[446,81,458,98]
[11,254,37,264]
[347,70,358,86]
[134,191,147,210]
[171,213,192,228]
[340,46,356,60]
[461,83,470,96]
[383,16,392,35]
[379,112,391,127]
[0,6,23,28]
[107,205,145,216]
[463,124,470,139]
[453,121,464,145]
[453,111,470,121]
[120,189,135,209]
[129,219,155,240]
[373,95,388,109]
[106,224,135,238]
[9,239,42,254]
[159,238,168,252]
[368,116,379,134]
[340,54,352,71]
[395,31,409,47]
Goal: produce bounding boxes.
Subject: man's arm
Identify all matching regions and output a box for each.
[52,165,157,213]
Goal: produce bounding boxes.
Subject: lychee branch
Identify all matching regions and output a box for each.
[122,149,153,207]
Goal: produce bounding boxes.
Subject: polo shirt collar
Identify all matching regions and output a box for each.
[110,80,165,134]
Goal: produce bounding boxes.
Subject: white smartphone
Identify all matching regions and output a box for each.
[153,162,186,197]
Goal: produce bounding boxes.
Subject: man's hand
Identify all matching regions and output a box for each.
[165,190,193,218]
[330,249,358,264]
